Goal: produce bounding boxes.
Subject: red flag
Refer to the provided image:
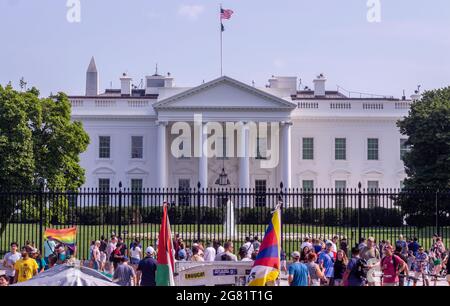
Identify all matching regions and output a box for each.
[156,203,175,286]
[221,8,234,20]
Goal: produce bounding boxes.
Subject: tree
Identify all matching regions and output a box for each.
[0,85,90,236]
[396,87,450,226]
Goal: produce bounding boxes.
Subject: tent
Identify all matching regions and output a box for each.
[12,261,118,286]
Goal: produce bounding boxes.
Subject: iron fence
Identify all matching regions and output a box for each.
[1,182,449,258]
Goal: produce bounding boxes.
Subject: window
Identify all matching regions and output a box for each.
[302,180,314,208]
[367,180,379,208]
[367,138,379,160]
[131,179,143,206]
[178,179,191,206]
[131,136,143,159]
[335,138,346,160]
[99,136,111,159]
[98,178,110,206]
[255,180,267,207]
[400,139,410,160]
[335,180,347,209]
[302,138,314,160]
[256,137,267,160]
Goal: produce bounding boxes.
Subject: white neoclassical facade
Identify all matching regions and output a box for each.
[69,58,417,191]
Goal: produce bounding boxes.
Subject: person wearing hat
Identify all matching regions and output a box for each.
[30,248,46,273]
[288,251,310,286]
[136,246,157,286]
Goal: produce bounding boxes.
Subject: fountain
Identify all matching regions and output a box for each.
[224,199,236,239]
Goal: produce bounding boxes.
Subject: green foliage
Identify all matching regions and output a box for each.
[0,85,89,236]
[396,87,450,221]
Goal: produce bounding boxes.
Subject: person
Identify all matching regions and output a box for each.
[178,242,187,261]
[14,246,38,283]
[300,237,312,250]
[443,252,450,286]
[239,246,252,262]
[330,236,339,254]
[333,249,348,286]
[318,242,335,285]
[408,237,420,256]
[43,239,56,268]
[359,237,380,286]
[358,237,367,251]
[130,241,142,266]
[413,246,429,286]
[137,247,158,286]
[106,236,118,273]
[113,257,136,286]
[214,241,237,261]
[395,235,409,256]
[342,247,367,286]
[241,237,254,259]
[339,237,348,256]
[313,239,323,254]
[2,242,21,284]
[0,274,9,286]
[305,253,325,286]
[380,244,408,286]
[99,236,108,271]
[112,241,127,270]
[394,245,408,286]
[288,251,310,286]
[280,249,287,275]
[173,234,181,260]
[118,237,128,258]
[214,240,225,256]
[252,236,261,252]
[204,241,216,262]
[191,245,204,262]
[299,246,311,263]
[30,249,46,273]
[91,241,101,270]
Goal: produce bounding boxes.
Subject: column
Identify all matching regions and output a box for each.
[281,121,292,189]
[156,121,168,188]
[198,122,208,189]
[239,122,250,189]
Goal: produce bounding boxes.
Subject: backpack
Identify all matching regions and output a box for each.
[352,258,368,280]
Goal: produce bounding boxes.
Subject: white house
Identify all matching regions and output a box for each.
[69,58,417,192]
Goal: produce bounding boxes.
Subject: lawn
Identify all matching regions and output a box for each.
[1,223,448,257]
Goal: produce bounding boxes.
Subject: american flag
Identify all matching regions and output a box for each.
[220,8,234,20]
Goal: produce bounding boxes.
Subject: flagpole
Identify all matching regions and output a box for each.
[220,4,223,76]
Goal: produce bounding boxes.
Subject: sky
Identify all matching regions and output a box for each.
[0,0,449,98]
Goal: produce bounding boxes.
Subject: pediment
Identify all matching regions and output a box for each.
[126,167,149,175]
[92,167,116,175]
[154,76,296,110]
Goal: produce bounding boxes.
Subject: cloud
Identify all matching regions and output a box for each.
[178,4,205,20]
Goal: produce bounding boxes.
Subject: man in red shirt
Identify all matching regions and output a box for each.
[381,244,408,286]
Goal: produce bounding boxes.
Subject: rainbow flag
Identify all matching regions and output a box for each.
[248,205,281,286]
[44,227,77,250]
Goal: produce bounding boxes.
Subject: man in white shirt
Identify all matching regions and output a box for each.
[241,237,254,259]
[204,241,216,262]
[214,241,237,261]
[2,242,21,284]
[214,240,225,256]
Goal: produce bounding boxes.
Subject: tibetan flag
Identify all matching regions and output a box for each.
[156,203,175,286]
[44,227,77,250]
[248,206,281,286]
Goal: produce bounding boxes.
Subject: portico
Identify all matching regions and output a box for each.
[153,76,296,190]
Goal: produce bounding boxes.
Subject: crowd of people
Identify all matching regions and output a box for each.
[286,234,449,286]
[1,233,449,287]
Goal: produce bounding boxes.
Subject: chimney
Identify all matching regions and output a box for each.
[120,73,132,96]
[313,73,326,97]
[85,57,99,96]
